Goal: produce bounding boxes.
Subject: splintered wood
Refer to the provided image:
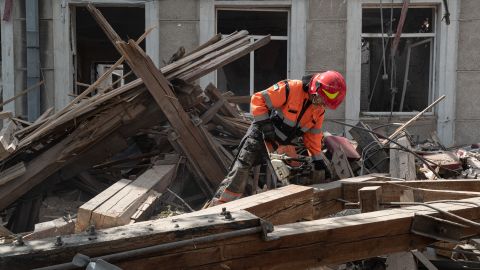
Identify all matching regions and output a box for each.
[0,14,268,213]
[76,165,175,231]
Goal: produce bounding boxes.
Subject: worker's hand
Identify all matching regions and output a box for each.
[258,120,276,142]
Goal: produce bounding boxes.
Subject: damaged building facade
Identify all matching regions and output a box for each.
[0,0,476,147]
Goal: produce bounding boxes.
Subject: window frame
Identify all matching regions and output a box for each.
[215,7,291,95]
[199,0,307,93]
[345,0,459,146]
[360,5,437,116]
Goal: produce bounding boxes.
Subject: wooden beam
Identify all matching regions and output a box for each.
[115,38,226,186]
[0,210,261,270]
[112,197,480,269]
[204,83,241,118]
[76,179,131,232]
[311,174,389,218]
[342,179,480,204]
[389,134,416,180]
[198,184,314,225]
[358,186,382,213]
[90,165,175,229]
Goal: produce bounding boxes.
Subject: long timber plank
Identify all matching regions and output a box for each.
[116,197,480,269]
[342,179,480,203]
[0,210,260,270]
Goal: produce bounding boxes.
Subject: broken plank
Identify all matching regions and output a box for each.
[0,210,260,270]
[91,164,175,229]
[115,38,226,186]
[76,179,132,232]
[0,162,26,186]
[0,95,148,211]
[200,99,225,124]
[204,83,241,118]
[130,191,161,222]
[23,217,76,241]
[0,120,19,160]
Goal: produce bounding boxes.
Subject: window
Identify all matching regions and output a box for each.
[216,9,289,110]
[360,6,436,114]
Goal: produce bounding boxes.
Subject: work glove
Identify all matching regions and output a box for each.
[259,120,276,142]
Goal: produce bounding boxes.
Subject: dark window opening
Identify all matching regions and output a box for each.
[216,9,288,111]
[217,10,288,36]
[75,6,144,94]
[362,7,434,34]
[360,7,435,113]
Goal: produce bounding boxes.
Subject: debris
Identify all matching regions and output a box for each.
[1,5,480,270]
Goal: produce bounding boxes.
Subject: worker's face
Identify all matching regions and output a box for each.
[310,93,324,106]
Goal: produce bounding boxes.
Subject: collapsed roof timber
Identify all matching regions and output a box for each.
[2,3,480,270]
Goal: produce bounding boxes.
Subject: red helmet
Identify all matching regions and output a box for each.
[308,71,346,109]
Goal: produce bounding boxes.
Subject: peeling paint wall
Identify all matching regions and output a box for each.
[456,0,480,145]
[306,0,347,135]
[13,0,26,116]
[39,0,55,112]
[157,0,199,68]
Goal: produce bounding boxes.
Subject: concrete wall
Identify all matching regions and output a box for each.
[8,0,480,146]
[13,0,26,116]
[456,0,480,145]
[6,0,54,118]
[39,0,55,111]
[157,0,199,68]
[306,0,347,135]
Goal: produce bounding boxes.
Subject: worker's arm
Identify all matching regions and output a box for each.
[250,81,289,122]
[303,113,324,161]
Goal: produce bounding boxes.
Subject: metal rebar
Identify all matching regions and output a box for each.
[326,119,442,178]
[381,201,480,231]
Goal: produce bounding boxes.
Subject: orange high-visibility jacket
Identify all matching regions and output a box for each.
[251,80,325,161]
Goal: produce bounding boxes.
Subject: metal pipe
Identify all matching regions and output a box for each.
[34,226,264,270]
[381,201,480,231]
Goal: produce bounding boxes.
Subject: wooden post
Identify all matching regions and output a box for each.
[358,186,382,213]
[389,133,416,180]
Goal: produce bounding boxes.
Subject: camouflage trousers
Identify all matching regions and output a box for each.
[212,124,266,204]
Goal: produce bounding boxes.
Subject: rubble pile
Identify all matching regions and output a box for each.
[2,4,480,270]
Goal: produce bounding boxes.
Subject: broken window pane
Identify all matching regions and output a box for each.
[362,7,434,34]
[360,37,432,112]
[217,10,288,36]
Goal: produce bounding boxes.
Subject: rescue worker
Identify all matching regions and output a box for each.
[211,71,347,205]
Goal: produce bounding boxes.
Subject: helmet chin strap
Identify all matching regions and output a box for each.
[310,94,323,106]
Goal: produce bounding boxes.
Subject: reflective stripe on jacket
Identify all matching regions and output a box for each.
[250,80,325,160]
